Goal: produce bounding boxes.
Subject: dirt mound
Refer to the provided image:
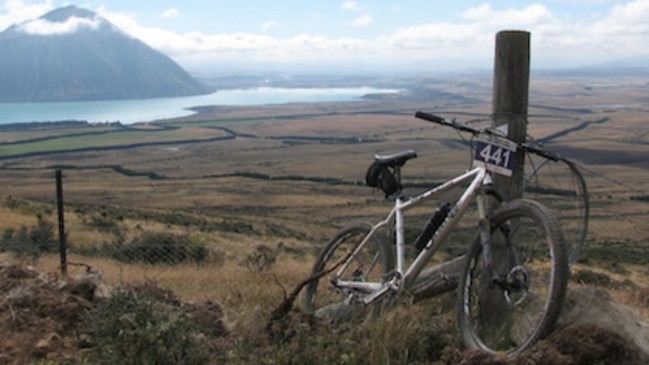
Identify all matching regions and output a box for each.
[0,262,228,364]
[0,264,95,363]
[1,259,646,364]
[453,324,640,365]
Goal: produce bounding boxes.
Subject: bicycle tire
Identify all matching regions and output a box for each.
[525,156,589,264]
[561,158,589,264]
[457,199,569,355]
[302,223,394,316]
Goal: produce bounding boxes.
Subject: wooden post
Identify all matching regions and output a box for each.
[56,170,67,276]
[485,29,531,331]
[492,30,530,200]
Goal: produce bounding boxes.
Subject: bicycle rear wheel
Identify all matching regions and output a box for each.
[458,199,569,355]
[302,223,394,316]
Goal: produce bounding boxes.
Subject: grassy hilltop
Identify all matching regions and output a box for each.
[0,75,647,363]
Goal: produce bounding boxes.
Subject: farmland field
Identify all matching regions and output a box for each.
[2,76,647,236]
[0,75,646,291]
[0,74,648,364]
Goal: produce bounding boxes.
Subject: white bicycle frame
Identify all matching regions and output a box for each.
[333,166,493,304]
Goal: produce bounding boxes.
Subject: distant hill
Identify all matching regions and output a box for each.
[0,6,213,102]
[534,54,649,78]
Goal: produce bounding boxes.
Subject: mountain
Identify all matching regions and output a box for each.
[0,6,213,102]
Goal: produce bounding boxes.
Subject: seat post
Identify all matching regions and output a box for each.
[394,166,402,186]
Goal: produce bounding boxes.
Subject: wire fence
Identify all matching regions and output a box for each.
[0,143,647,291]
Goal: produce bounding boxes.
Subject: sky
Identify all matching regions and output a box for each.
[1,0,649,74]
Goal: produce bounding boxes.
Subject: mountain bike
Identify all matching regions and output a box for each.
[301,111,570,355]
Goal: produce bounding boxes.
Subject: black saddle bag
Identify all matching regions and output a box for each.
[365,161,400,197]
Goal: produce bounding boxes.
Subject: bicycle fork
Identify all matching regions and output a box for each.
[476,194,529,305]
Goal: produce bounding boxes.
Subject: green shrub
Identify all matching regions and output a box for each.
[85,212,123,235]
[241,244,277,271]
[86,288,210,365]
[0,215,56,258]
[71,231,221,266]
[572,269,614,287]
[113,232,208,265]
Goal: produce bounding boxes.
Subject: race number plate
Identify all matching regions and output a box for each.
[473,133,517,176]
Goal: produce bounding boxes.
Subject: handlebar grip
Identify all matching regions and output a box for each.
[521,142,561,161]
[416,111,479,135]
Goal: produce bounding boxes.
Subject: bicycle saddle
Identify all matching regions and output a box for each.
[374,149,418,167]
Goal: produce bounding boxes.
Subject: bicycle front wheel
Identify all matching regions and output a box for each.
[458,199,569,355]
[302,223,393,316]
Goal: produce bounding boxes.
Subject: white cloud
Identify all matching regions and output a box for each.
[109,1,646,69]
[3,0,649,71]
[351,14,372,27]
[377,22,488,62]
[0,0,55,31]
[506,0,649,65]
[160,8,179,19]
[261,20,282,32]
[594,0,649,32]
[17,16,101,35]
[341,1,360,11]
[462,3,557,28]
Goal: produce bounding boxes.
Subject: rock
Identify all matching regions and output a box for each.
[558,286,649,361]
[61,270,111,301]
[34,332,62,356]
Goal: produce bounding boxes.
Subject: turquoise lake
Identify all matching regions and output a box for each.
[0,87,399,125]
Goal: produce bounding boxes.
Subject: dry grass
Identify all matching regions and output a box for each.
[0,76,648,363]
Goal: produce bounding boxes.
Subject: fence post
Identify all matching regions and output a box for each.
[482,29,531,332]
[56,170,67,276]
[492,30,530,200]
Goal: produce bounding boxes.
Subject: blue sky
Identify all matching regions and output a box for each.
[1,0,648,73]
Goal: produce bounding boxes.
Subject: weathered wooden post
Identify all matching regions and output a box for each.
[492,30,530,200]
[483,29,531,329]
[56,170,67,276]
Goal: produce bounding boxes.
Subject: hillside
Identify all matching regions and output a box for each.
[0,74,646,363]
[0,6,213,102]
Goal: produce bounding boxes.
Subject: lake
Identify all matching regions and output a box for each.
[0,87,399,125]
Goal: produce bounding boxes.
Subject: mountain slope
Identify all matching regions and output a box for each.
[0,6,213,102]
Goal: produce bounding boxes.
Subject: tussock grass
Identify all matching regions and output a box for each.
[2,79,649,362]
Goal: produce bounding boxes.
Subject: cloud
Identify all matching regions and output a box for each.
[160,8,179,19]
[351,14,372,27]
[594,0,649,32]
[462,3,557,28]
[17,16,102,35]
[261,20,282,32]
[123,1,646,69]
[3,0,649,71]
[341,1,361,11]
[0,0,55,31]
[547,0,649,59]
[377,1,649,67]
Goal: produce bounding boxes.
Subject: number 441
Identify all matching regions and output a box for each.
[478,144,512,167]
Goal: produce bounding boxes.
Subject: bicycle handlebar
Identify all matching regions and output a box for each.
[414,111,560,161]
[414,111,479,134]
[521,142,560,161]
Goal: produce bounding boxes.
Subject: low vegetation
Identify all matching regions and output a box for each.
[74,231,213,265]
[0,78,647,363]
[87,285,213,365]
[0,214,56,258]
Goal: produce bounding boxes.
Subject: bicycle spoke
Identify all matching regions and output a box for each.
[458,199,568,355]
[302,224,393,316]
